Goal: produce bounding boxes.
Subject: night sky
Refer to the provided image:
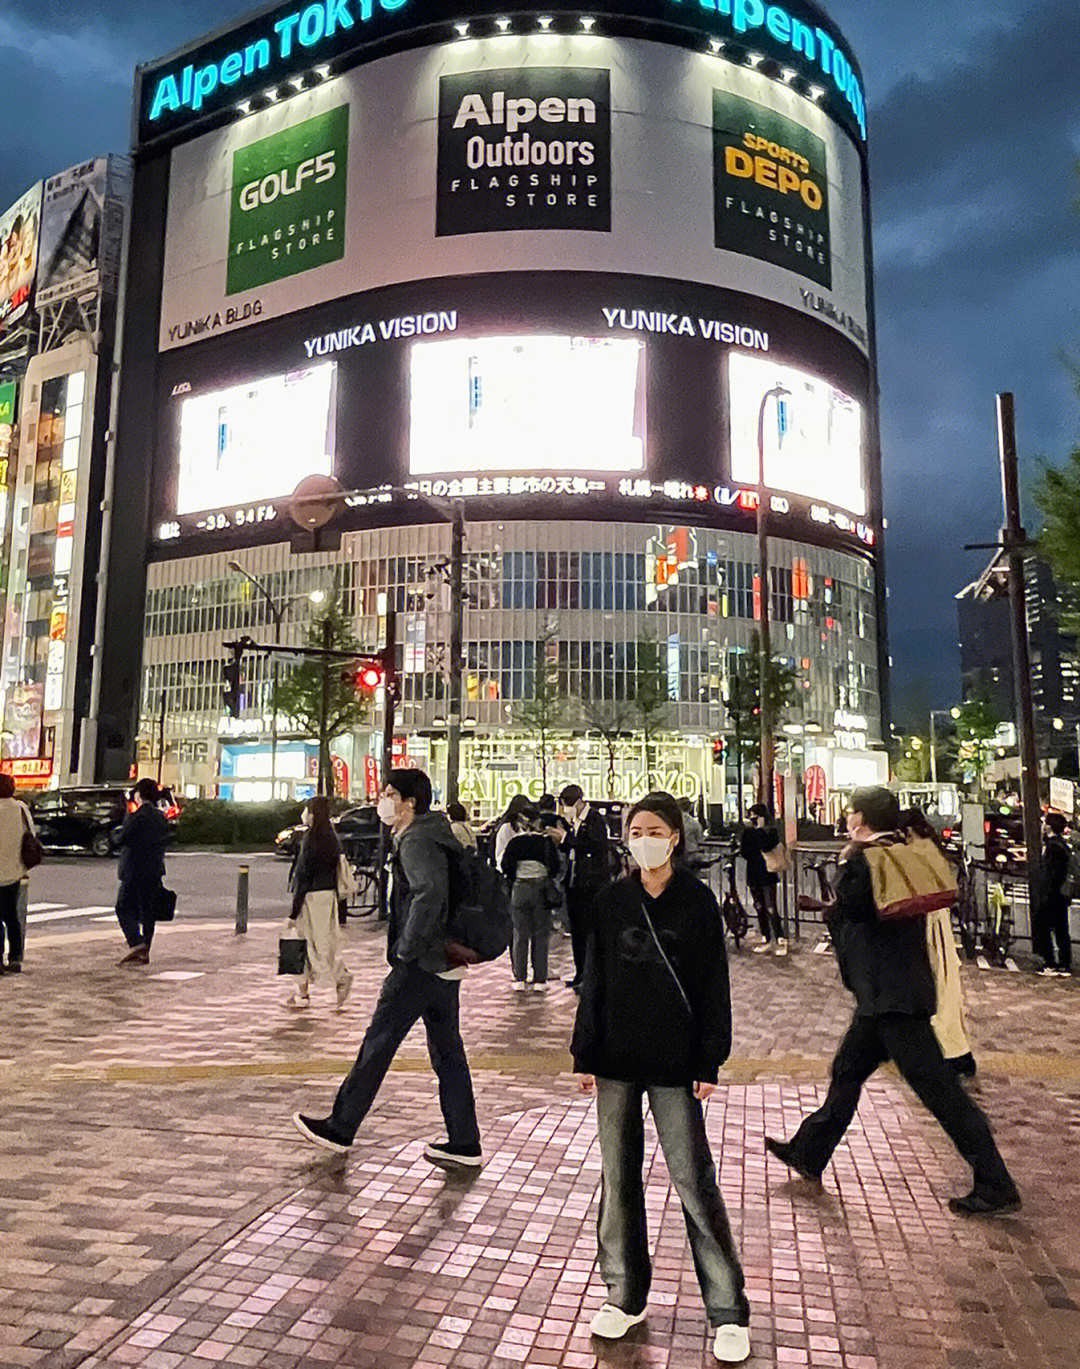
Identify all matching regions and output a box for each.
[2,1,1078,720]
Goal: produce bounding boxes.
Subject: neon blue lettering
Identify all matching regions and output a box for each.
[181,65,193,105]
[298,3,325,45]
[833,48,849,90]
[697,0,717,11]
[816,28,835,73]
[191,65,218,112]
[274,11,301,58]
[732,0,764,32]
[149,75,181,120]
[790,18,814,58]
[220,52,243,85]
[716,0,733,15]
[244,39,271,75]
[325,0,355,35]
[379,0,408,11]
[765,6,790,41]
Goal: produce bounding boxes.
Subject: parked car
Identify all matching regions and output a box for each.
[274,804,380,866]
[27,784,180,857]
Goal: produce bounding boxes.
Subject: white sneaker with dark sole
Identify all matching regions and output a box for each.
[423,1141,484,1168]
[714,1324,751,1363]
[589,1304,647,1339]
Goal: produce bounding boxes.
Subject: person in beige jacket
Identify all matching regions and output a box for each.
[0,773,35,973]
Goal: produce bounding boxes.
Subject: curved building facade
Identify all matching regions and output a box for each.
[102,0,888,812]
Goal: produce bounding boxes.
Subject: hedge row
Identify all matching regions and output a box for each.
[175,799,307,847]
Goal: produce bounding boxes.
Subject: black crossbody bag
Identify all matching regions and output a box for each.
[636,888,693,1018]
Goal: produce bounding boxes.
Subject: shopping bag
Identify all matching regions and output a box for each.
[278,928,308,975]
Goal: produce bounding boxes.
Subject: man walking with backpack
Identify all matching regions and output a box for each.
[293,768,484,1167]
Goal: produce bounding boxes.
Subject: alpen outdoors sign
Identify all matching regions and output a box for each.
[436,68,611,236]
[713,89,830,289]
[227,104,348,294]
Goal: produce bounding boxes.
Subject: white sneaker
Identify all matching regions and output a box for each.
[714,1324,751,1363]
[1038,967,1058,977]
[589,1304,647,1339]
[531,981,549,992]
[511,980,530,992]
[287,993,311,1009]
[775,938,789,958]
[751,942,772,955]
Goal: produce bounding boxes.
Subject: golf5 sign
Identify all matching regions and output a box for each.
[227,104,348,294]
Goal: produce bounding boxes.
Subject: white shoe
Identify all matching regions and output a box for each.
[751,942,772,955]
[589,1304,647,1339]
[335,973,353,1010]
[714,1324,751,1363]
[287,993,311,1009]
[775,938,789,958]
[1038,967,1058,977]
[531,981,549,992]
[511,980,530,991]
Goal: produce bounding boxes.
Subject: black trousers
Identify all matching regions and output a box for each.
[567,883,598,982]
[786,1012,1015,1195]
[330,963,480,1148]
[1032,894,1072,971]
[0,881,23,965]
[116,877,162,949]
[748,881,783,941]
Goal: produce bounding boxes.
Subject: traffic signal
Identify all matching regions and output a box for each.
[348,662,384,696]
[712,737,725,764]
[222,645,243,718]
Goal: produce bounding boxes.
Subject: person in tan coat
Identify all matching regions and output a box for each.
[0,773,35,973]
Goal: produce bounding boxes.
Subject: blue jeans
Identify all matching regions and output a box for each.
[595,1079,749,1327]
[330,963,480,1148]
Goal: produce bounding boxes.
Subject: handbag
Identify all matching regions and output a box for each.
[156,886,178,922]
[278,925,309,975]
[868,839,957,921]
[336,854,358,901]
[541,876,563,910]
[19,807,43,871]
[763,841,790,875]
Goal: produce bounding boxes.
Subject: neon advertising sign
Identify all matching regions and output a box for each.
[139,0,865,146]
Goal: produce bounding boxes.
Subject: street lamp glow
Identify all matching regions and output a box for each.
[580,16,596,31]
[950,706,961,719]
[454,21,469,37]
[308,589,327,606]
[538,15,553,30]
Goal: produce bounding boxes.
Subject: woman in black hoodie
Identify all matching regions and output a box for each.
[572,792,750,1364]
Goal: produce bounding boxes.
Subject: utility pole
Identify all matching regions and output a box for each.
[445,504,465,806]
[377,605,398,921]
[156,691,166,785]
[756,383,789,816]
[997,392,1042,903]
[318,616,332,796]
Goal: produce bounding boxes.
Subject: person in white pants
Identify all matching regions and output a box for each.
[287,796,353,1010]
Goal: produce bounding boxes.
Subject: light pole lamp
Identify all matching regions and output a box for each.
[756,381,790,814]
[928,706,961,786]
[228,561,283,795]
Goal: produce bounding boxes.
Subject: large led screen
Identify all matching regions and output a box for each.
[409,335,645,476]
[728,352,865,516]
[175,363,336,514]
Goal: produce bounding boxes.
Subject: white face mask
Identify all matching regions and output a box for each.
[628,834,675,871]
[377,795,399,825]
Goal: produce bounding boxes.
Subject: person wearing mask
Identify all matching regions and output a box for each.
[447,801,478,851]
[114,778,171,966]
[679,796,707,870]
[766,786,1020,1217]
[739,804,786,956]
[554,783,612,989]
[494,793,533,870]
[293,768,483,1168]
[899,808,976,1079]
[286,796,354,1011]
[1033,812,1072,977]
[0,773,35,973]
[536,793,571,931]
[502,805,560,991]
[573,792,750,1363]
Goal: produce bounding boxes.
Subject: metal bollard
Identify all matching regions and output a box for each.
[235,864,249,934]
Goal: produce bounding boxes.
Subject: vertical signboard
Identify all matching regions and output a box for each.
[713,91,831,290]
[36,159,109,306]
[436,68,612,236]
[0,183,43,334]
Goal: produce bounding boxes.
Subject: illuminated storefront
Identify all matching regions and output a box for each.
[102,0,888,808]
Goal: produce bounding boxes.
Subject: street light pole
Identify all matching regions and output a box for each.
[756,383,790,816]
[228,562,282,798]
[445,503,465,806]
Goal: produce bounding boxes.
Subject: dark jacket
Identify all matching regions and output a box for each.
[1036,834,1071,908]
[826,837,935,1018]
[502,831,559,883]
[389,812,465,975]
[115,803,170,884]
[740,823,780,887]
[572,869,733,1086]
[289,827,342,917]
[567,806,611,892]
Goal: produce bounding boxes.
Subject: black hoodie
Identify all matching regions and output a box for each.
[571,869,733,1087]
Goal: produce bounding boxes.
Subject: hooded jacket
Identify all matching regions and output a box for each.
[388,811,466,975]
[827,834,936,1017]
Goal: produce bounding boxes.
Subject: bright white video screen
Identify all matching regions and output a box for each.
[728,353,865,516]
[409,335,646,475]
[175,363,336,515]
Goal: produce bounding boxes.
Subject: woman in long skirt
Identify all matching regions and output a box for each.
[287,796,353,1011]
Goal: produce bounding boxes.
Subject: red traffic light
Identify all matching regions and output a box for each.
[356,664,384,693]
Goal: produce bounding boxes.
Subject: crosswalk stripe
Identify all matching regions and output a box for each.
[28,902,64,912]
[27,906,116,925]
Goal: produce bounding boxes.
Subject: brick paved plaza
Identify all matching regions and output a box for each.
[3,913,1079,1368]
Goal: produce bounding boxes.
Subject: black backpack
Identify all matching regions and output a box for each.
[446,844,512,962]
